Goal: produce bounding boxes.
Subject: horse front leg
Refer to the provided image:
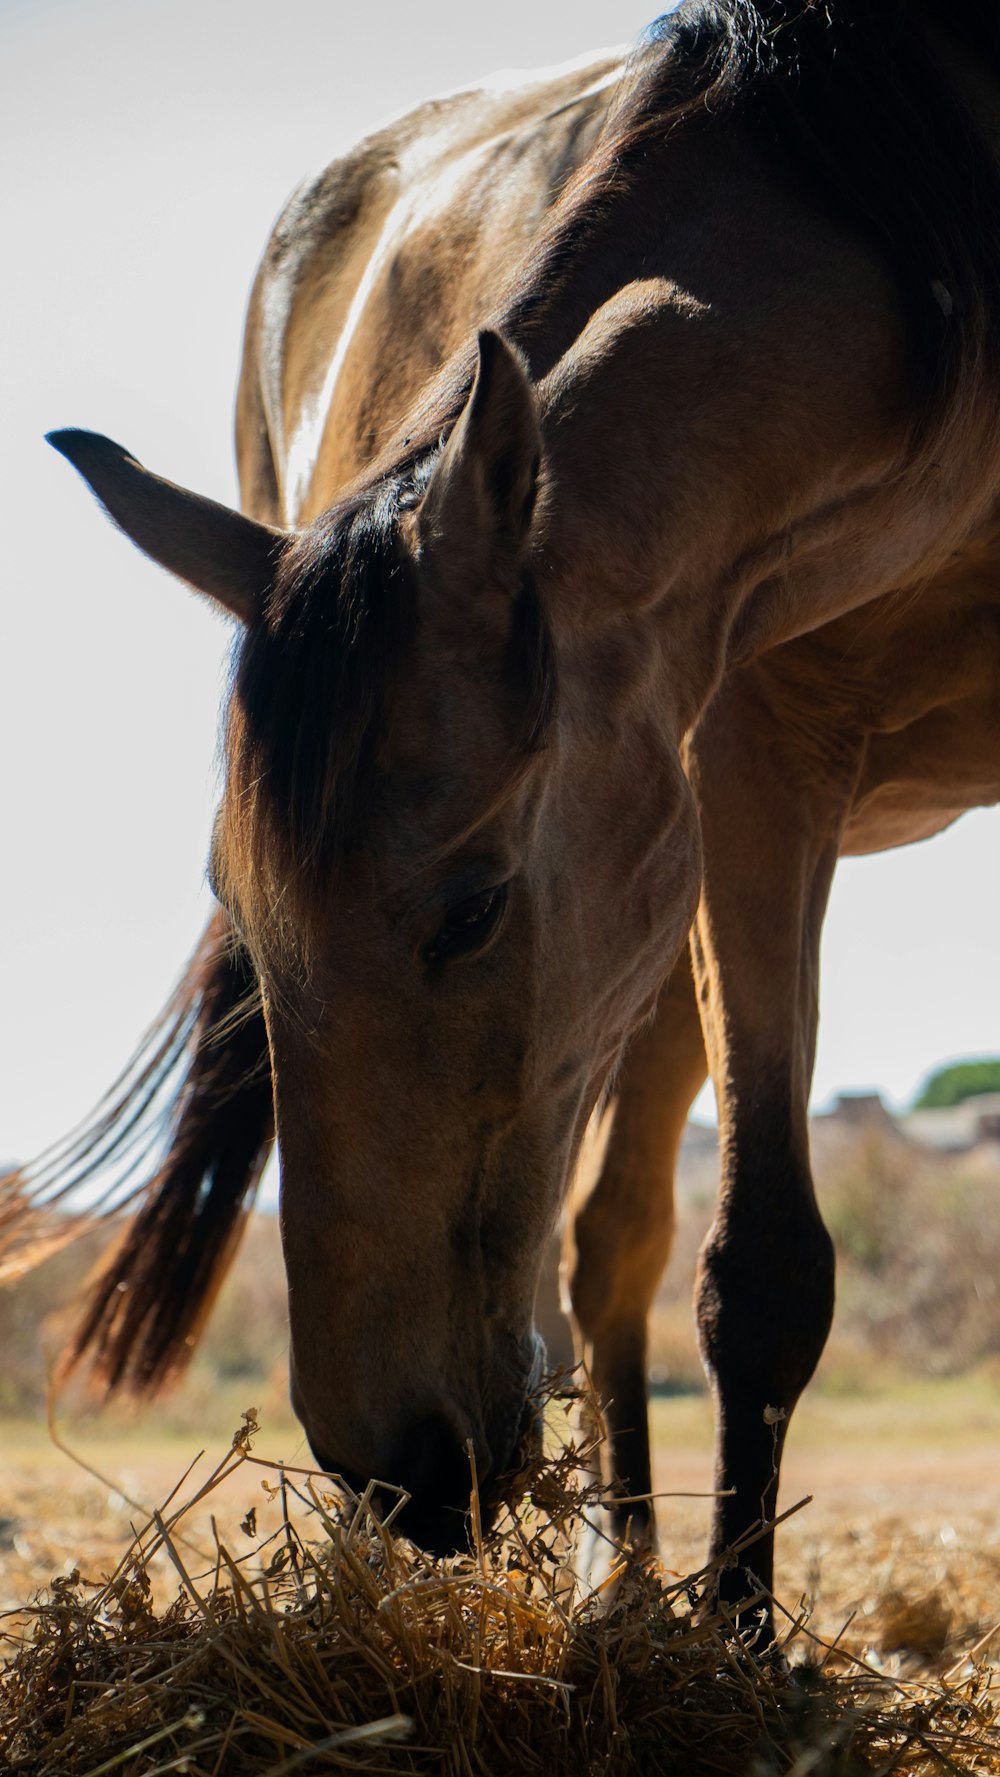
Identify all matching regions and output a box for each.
[566,953,707,1550]
[687,679,854,1636]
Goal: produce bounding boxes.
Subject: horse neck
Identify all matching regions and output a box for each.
[515,121,1000,742]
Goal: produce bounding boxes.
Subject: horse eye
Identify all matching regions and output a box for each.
[426,884,508,964]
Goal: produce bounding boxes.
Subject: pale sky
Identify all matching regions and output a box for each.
[2,0,997,1172]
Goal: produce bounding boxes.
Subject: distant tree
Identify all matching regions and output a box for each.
[913,1059,1000,1110]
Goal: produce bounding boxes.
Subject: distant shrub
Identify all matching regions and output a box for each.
[913,1059,1000,1109]
[822,1132,906,1275]
[646,1124,1000,1390]
[0,1215,293,1432]
[818,1133,1000,1378]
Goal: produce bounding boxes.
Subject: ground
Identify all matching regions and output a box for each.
[648,1384,1000,1672]
[2,1377,998,1683]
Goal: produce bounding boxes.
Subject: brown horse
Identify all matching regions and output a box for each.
[8,2,1000,1620]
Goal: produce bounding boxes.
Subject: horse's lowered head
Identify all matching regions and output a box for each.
[49,331,701,1550]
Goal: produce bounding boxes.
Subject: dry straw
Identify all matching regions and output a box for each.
[1,1404,997,1776]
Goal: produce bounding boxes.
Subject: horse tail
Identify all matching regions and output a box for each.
[0,912,274,1393]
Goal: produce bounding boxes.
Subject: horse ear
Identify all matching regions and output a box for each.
[418,330,541,580]
[47,429,284,624]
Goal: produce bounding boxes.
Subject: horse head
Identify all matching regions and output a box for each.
[49,329,701,1550]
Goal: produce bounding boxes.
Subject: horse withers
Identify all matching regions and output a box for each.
[13,2,1000,1624]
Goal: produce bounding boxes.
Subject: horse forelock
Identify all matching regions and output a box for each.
[218,475,415,960]
[218,468,557,969]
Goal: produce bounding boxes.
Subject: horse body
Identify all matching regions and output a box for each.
[16,2,1000,1614]
[228,40,922,1541]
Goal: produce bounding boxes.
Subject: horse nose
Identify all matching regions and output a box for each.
[392,1413,480,1555]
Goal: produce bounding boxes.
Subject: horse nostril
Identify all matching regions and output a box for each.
[306,1418,498,1556]
[402,1413,478,1501]
[389,1414,485,1556]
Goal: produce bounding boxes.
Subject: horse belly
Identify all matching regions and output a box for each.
[843,694,1000,855]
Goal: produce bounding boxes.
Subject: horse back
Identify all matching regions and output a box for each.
[236,51,624,525]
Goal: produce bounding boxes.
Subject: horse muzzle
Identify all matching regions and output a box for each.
[305,1333,548,1555]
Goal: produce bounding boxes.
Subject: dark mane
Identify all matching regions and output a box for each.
[220,472,556,961]
[221,476,418,958]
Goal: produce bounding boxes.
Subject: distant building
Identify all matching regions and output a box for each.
[822,1092,901,1135]
[900,1092,1000,1154]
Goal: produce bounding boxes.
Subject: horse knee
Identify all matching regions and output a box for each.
[695,1200,835,1414]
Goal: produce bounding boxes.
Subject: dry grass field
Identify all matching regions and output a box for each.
[3,1381,998,1667]
[1,1383,999,1774]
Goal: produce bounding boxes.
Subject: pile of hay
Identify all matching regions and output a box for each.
[1,1411,997,1776]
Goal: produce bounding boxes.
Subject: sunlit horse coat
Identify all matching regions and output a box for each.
[9,0,1000,1620]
